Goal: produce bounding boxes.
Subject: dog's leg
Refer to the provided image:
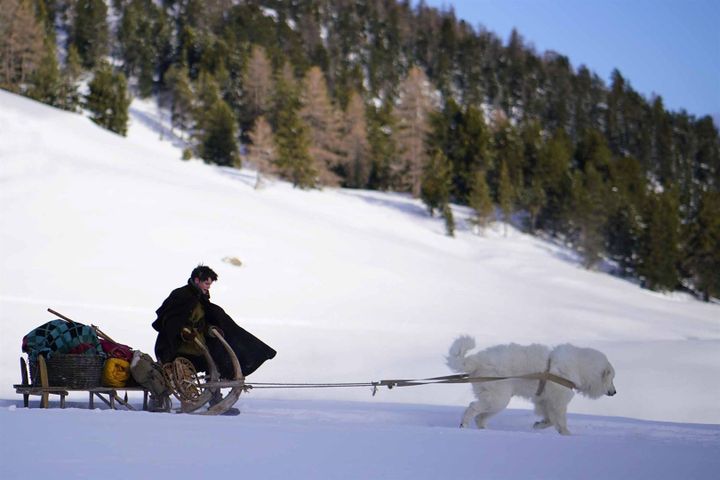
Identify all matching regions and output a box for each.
[533,400,552,429]
[461,388,512,429]
[555,418,571,435]
[545,402,571,435]
[460,401,483,428]
[474,412,494,429]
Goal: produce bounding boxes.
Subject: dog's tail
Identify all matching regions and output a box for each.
[446,335,476,373]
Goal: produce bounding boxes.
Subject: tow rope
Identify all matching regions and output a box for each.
[240,372,576,396]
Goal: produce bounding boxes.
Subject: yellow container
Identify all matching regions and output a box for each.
[102,357,131,387]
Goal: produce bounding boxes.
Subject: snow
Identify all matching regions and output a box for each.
[0,90,718,478]
[1,398,718,479]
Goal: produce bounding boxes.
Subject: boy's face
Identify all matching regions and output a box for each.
[193,277,214,294]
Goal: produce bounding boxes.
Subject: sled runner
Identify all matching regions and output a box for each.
[164,326,246,415]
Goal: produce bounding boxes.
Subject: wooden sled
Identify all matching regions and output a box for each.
[14,327,244,416]
[14,356,151,411]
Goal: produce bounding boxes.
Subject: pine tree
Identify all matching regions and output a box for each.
[196,70,221,109]
[394,66,435,196]
[420,149,452,217]
[323,3,365,109]
[575,128,612,179]
[273,63,316,188]
[543,53,573,133]
[366,99,398,191]
[192,70,222,145]
[492,118,524,205]
[503,28,527,112]
[455,26,484,106]
[118,1,142,83]
[70,0,108,69]
[683,191,720,301]
[27,38,62,106]
[365,0,403,98]
[571,129,613,267]
[435,14,457,98]
[429,99,492,203]
[274,108,315,189]
[693,116,720,188]
[0,0,45,91]
[300,66,342,185]
[64,44,83,82]
[247,115,276,188]
[519,119,542,182]
[200,98,238,166]
[637,190,681,291]
[85,62,130,136]
[118,0,172,98]
[535,129,574,234]
[605,156,645,274]
[468,170,494,233]
[57,44,81,112]
[571,163,609,268]
[458,105,493,199]
[523,176,546,233]
[164,64,195,137]
[517,121,545,230]
[605,69,627,155]
[242,45,274,125]
[572,66,599,141]
[34,0,54,40]
[340,91,371,188]
[443,202,455,237]
[497,159,514,235]
[651,96,675,186]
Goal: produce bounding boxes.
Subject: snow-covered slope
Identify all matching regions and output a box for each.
[1,89,718,424]
[0,89,718,479]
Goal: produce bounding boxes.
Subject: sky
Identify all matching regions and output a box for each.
[418,0,720,120]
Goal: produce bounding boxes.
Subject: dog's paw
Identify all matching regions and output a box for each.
[474,419,487,429]
[533,420,552,430]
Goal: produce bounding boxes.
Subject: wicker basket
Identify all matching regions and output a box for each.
[31,354,105,388]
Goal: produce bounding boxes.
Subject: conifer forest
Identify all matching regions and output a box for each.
[2,0,719,300]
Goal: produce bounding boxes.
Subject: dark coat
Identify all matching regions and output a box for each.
[152,282,276,377]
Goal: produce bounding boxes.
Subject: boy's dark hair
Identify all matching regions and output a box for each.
[190,265,218,283]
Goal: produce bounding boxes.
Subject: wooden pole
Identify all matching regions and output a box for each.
[47,308,118,343]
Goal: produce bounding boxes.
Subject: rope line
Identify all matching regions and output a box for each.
[247,383,375,389]
[241,372,576,396]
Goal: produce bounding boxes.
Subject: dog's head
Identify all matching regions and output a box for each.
[583,354,617,399]
[556,345,617,399]
[601,364,617,397]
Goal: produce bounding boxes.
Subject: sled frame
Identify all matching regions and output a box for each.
[14,356,151,410]
[168,326,245,415]
[13,327,245,415]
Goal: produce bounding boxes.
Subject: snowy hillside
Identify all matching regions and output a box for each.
[0,90,718,479]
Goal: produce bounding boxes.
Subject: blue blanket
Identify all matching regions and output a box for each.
[22,319,104,362]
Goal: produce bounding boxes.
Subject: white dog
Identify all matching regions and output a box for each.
[447,336,616,435]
